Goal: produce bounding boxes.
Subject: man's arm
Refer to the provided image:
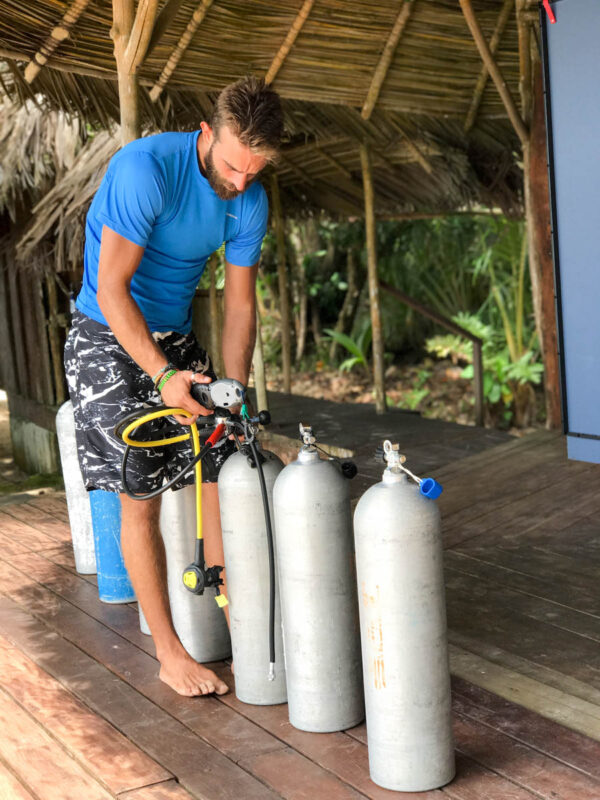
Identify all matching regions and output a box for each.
[97,226,207,419]
[221,260,258,386]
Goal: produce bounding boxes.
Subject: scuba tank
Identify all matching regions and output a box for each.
[159,483,231,661]
[273,424,364,732]
[353,441,454,792]
[56,401,96,574]
[218,443,287,705]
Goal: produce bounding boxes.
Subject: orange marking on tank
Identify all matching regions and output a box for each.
[362,583,386,689]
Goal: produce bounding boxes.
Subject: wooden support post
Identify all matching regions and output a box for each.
[208,254,224,377]
[464,0,514,133]
[112,0,159,144]
[265,0,315,85]
[359,143,386,415]
[361,0,414,121]
[112,0,139,145]
[525,67,561,429]
[24,0,92,84]
[253,310,269,413]
[270,174,292,395]
[45,273,66,406]
[459,0,529,147]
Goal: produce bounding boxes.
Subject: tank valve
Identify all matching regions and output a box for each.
[299,423,316,448]
[381,440,443,499]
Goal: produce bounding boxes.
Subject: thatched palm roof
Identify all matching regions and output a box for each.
[0,0,533,216]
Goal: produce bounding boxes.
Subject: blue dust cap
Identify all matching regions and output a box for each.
[420,478,443,500]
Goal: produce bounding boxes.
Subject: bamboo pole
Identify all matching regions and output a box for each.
[45,273,66,405]
[361,0,414,121]
[516,0,532,126]
[265,0,315,85]
[464,0,514,133]
[270,174,292,394]
[359,142,386,415]
[149,0,213,102]
[382,113,433,174]
[25,0,92,84]
[112,0,138,144]
[208,253,224,377]
[459,0,529,147]
[253,310,269,413]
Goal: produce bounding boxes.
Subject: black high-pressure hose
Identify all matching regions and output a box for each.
[114,407,218,501]
[247,438,277,678]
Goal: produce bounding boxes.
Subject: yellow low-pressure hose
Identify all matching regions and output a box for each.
[120,407,204,541]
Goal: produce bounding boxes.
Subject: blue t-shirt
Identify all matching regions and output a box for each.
[76,131,268,333]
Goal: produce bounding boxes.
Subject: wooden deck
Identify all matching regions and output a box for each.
[1,394,600,799]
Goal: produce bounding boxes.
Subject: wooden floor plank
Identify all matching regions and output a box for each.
[0,633,172,795]
[237,747,368,800]
[0,686,114,800]
[0,760,37,800]
[0,596,282,800]
[451,677,600,780]
[119,781,201,799]
[449,644,600,741]
[452,713,600,799]
[442,753,540,800]
[28,494,70,522]
[439,435,568,519]
[5,551,156,657]
[0,510,58,551]
[200,678,442,800]
[3,501,72,543]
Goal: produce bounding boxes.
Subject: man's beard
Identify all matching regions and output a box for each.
[203,145,240,201]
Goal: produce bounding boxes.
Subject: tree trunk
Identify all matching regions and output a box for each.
[329,247,361,362]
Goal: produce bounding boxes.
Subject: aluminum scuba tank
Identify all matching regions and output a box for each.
[218,444,287,705]
[353,441,454,792]
[272,424,364,732]
[154,484,231,661]
[56,401,96,574]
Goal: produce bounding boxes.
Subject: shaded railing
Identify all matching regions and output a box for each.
[379,280,484,427]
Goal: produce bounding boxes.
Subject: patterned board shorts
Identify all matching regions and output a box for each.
[64,310,235,493]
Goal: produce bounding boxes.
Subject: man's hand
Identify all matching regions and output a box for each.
[160,371,213,425]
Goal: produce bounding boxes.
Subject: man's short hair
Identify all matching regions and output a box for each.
[211,76,283,162]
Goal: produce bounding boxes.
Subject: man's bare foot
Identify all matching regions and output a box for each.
[158,647,229,697]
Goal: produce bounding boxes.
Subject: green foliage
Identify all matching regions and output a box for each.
[323,323,372,375]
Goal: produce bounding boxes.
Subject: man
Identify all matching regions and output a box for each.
[64,76,283,697]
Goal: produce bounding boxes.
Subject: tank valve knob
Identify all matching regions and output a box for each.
[258,410,271,426]
[420,478,443,499]
[341,461,358,479]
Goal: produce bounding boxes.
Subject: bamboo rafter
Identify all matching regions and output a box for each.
[464,0,514,133]
[459,0,528,146]
[149,0,214,102]
[361,0,414,121]
[382,112,432,174]
[515,0,532,125]
[315,146,355,182]
[24,0,92,84]
[265,0,315,85]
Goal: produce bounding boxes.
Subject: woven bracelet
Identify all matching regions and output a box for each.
[152,364,172,386]
[157,369,178,393]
